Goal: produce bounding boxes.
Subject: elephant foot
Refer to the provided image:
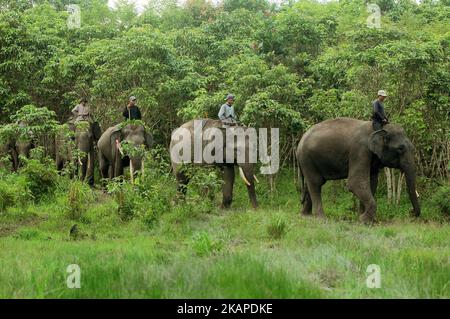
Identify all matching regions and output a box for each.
[300,208,312,216]
[221,196,232,209]
[359,212,375,225]
[316,212,326,219]
[220,203,231,209]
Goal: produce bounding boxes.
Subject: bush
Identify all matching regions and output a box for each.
[0,174,31,212]
[107,179,140,222]
[66,180,95,220]
[19,158,58,201]
[0,182,15,212]
[430,185,450,218]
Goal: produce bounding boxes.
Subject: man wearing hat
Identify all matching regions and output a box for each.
[123,96,142,121]
[71,97,92,123]
[372,90,389,131]
[218,94,237,126]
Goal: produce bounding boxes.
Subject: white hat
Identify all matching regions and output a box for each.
[377,90,387,97]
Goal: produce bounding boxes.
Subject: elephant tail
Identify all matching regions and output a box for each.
[297,165,306,205]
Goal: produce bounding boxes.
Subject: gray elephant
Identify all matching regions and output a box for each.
[0,138,18,171]
[98,123,153,179]
[55,122,101,186]
[0,135,34,171]
[169,119,258,209]
[55,130,73,173]
[296,117,420,223]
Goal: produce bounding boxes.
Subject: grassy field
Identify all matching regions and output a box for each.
[0,170,449,298]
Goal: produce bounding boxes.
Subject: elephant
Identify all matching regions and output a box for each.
[296,117,420,223]
[55,132,73,173]
[0,136,33,171]
[98,123,153,179]
[55,122,101,186]
[0,138,18,171]
[169,119,258,209]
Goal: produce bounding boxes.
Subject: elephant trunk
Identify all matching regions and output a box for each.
[401,156,421,217]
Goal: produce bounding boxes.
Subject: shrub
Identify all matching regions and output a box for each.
[0,174,31,212]
[430,185,450,218]
[0,180,16,212]
[19,158,58,201]
[66,180,95,220]
[107,179,140,222]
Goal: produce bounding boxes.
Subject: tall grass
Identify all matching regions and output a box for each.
[0,160,448,298]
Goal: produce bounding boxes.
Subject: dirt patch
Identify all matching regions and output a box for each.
[0,215,45,238]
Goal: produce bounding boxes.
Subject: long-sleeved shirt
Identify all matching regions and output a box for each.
[371,100,388,123]
[123,106,142,120]
[218,103,236,124]
[72,104,91,122]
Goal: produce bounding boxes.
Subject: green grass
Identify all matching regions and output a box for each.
[0,171,449,298]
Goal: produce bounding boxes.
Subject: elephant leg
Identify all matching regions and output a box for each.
[221,165,235,209]
[56,155,63,171]
[246,184,257,209]
[86,151,95,186]
[176,170,189,197]
[301,185,312,216]
[306,179,326,217]
[359,171,379,214]
[80,156,88,182]
[348,177,376,224]
[108,165,113,179]
[11,149,19,171]
[98,153,109,181]
[302,162,325,217]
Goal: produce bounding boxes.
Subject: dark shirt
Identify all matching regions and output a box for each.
[372,100,388,123]
[123,106,142,120]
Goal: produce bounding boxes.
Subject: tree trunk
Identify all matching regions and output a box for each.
[385,168,392,203]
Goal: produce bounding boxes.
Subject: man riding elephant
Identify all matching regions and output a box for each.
[170,118,258,209]
[372,90,389,131]
[296,117,420,223]
[97,123,153,180]
[218,94,237,126]
[72,98,92,124]
[56,98,101,185]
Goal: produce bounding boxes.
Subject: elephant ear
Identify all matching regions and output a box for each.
[145,132,154,149]
[368,129,387,159]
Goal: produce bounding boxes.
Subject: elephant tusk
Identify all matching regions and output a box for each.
[130,160,134,184]
[116,139,124,156]
[239,167,251,186]
[253,174,259,183]
[78,157,82,166]
[416,190,420,198]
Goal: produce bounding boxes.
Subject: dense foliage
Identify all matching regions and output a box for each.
[0,0,448,179]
